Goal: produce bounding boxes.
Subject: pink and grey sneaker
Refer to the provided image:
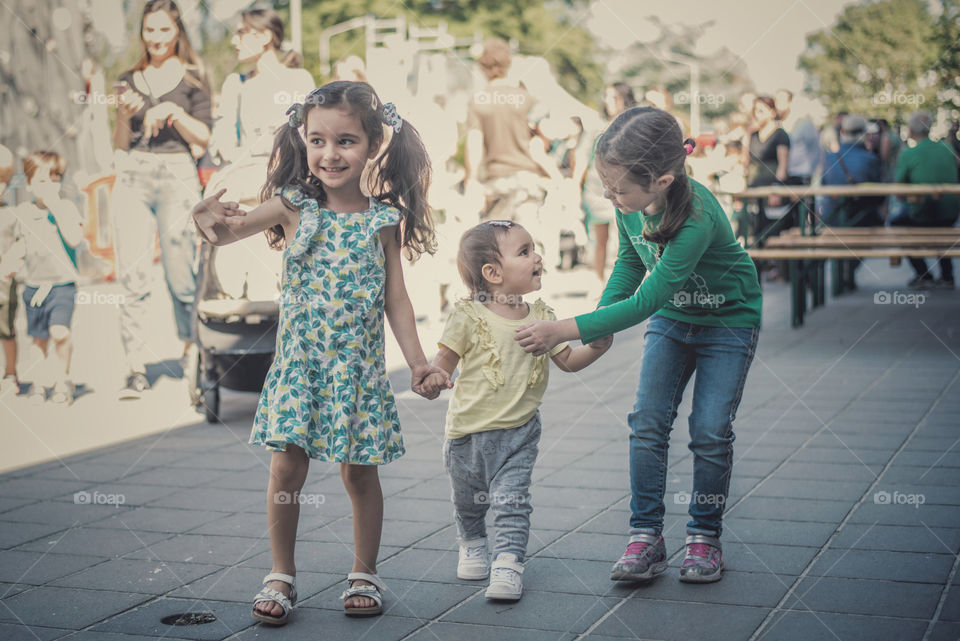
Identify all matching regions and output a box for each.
[679,534,723,583]
[610,532,668,582]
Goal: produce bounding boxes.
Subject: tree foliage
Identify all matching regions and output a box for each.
[799,0,940,121]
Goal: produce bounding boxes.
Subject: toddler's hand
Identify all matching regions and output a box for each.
[192,188,244,244]
[411,363,452,400]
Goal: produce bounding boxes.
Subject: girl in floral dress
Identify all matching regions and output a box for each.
[192,81,449,622]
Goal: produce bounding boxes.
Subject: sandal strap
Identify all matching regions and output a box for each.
[346,571,385,592]
[685,534,721,550]
[340,584,383,607]
[263,572,296,588]
[253,587,295,613]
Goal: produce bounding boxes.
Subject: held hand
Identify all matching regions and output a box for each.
[192,188,245,244]
[30,283,53,307]
[410,363,452,400]
[515,320,562,357]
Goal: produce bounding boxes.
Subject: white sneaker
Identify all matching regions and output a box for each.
[0,376,18,398]
[457,538,489,580]
[484,552,523,601]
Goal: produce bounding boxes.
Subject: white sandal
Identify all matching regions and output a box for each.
[252,572,297,625]
[339,571,385,617]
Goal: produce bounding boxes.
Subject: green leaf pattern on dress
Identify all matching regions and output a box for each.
[248,186,405,465]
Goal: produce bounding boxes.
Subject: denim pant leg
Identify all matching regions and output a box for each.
[113,154,161,374]
[686,325,759,538]
[154,154,200,341]
[628,316,696,534]
[486,413,540,562]
[444,436,490,542]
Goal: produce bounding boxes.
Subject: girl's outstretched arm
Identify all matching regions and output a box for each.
[192,189,292,246]
[381,227,452,399]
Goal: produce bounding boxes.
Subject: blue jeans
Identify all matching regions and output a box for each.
[112,151,200,372]
[628,314,759,539]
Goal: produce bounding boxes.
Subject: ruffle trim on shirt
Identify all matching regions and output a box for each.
[277,186,320,258]
[458,298,552,391]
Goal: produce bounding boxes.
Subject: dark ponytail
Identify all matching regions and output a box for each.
[368,114,435,258]
[596,107,698,245]
[259,92,326,249]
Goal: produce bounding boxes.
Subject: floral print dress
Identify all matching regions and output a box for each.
[249,186,405,465]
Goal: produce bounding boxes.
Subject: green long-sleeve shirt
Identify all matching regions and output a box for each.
[575,179,762,344]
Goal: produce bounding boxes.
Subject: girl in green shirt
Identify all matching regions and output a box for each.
[515,106,762,584]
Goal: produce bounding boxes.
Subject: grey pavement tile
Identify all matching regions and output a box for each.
[377,548,484,585]
[538,532,628,563]
[406,622,577,641]
[45,632,169,641]
[805,433,907,451]
[849,502,960,528]
[383,498,456,524]
[90,596,254,640]
[530,506,606,531]
[929,621,960,641]
[188,512,283,538]
[0,582,28,598]
[788,447,892,466]
[123,534,272,566]
[147,487,265,513]
[807,548,954,584]
[166,452,266,472]
[0,498,34,516]
[392,479,455,501]
[120,467,230,489]
[0,551,105,585]
[0,622,71,640]
[412,525,566,558]
[894,450,960,469]
[94,507,233,533]
[229,607,421,641]
[531,487,627,509]
[905,437,960,452]
[0,522,68,550]
[0,586,151,628]
[440,589,618,634]
[31,464,146,484]
[783,576,941,619]
[300,517,446,550]
[70,484,180,507]
[76,446,191,471]
[536,467,629,491]
[867,485,960,507]
[729,497,853,523]
[300,576,478,619]
[591,599,768,640]
[0,501,132,527]
[15,526,172,557]
[750,478,870,502]
[0,479,92,502]
[628,569,791,608]
[831,523,960,554]
[169,566,341,604]
[51,558,221,595]
[881,466,960,486]
[755,611,927,641]
[941,586,960,621]
[730,459,788,478]
[773,461,882,482]
[239,541,404,574]
[722,518,837,548]
[720,543,819,576]
[521,557,636,597]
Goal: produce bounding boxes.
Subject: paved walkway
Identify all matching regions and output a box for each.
[1,262,959,641]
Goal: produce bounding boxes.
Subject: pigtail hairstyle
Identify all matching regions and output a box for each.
[596,106,698,245]
[259,90,327,249]
[367,101,435,258]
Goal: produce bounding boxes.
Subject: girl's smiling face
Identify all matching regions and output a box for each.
[488,225,543,296]
[305,106,377,197]
[596,158,673,215]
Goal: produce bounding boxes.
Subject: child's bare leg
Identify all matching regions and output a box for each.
[341,463,383,609]
[256,445,309,617]
[48,325,71,381]
[2,337,16,378]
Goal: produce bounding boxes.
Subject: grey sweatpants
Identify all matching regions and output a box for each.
[442,412,541,562]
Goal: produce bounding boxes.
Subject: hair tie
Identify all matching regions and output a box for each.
[286,103,304,129]
[382,102,402,133]
[683,138,696,155]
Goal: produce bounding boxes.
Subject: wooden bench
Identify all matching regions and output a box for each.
[747,246,960,327]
